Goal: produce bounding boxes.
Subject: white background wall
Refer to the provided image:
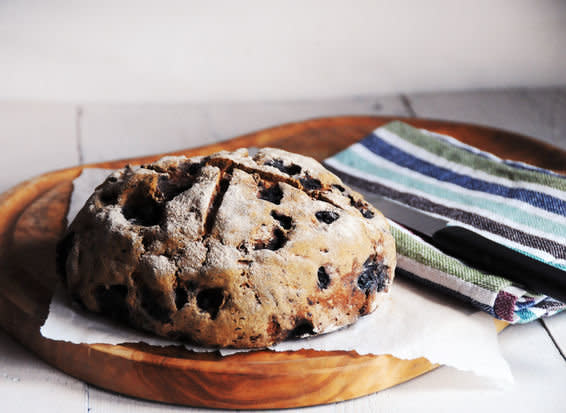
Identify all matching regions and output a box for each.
[1,0,565,102]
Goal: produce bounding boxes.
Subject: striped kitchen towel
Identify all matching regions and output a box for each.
[324,121,566,323]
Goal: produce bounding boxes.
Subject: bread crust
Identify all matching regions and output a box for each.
[59,148,396,348]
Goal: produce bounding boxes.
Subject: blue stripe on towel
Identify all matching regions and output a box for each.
[360,133,566,217]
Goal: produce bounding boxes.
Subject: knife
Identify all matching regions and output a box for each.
[359,191,566,303]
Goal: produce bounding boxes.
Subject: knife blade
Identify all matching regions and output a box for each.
[359,190,566,303]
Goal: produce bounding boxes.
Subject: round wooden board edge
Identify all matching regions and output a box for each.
[2,115,546,409]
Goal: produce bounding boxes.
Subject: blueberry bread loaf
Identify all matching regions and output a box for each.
[57,148,396,348]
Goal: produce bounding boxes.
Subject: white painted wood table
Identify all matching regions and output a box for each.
[1,88,565,412]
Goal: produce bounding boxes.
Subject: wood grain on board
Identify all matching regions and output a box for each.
[0,116,562,409]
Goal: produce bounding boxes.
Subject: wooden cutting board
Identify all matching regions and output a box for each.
[0,116,563,410]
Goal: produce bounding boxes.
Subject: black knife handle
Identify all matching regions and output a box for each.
[432,225,566,303]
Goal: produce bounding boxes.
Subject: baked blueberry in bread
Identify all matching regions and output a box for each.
[58,148,396,348]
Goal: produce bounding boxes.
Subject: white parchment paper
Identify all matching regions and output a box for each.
[41,168,514,384]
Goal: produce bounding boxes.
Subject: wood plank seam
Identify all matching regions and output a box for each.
[540,319,566,362]
[75,104,93,409]
[84,382,91,413]
[76,105,84,165]
[400,95,416,118]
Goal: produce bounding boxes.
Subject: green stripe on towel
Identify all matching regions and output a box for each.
[383,121,566,192]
